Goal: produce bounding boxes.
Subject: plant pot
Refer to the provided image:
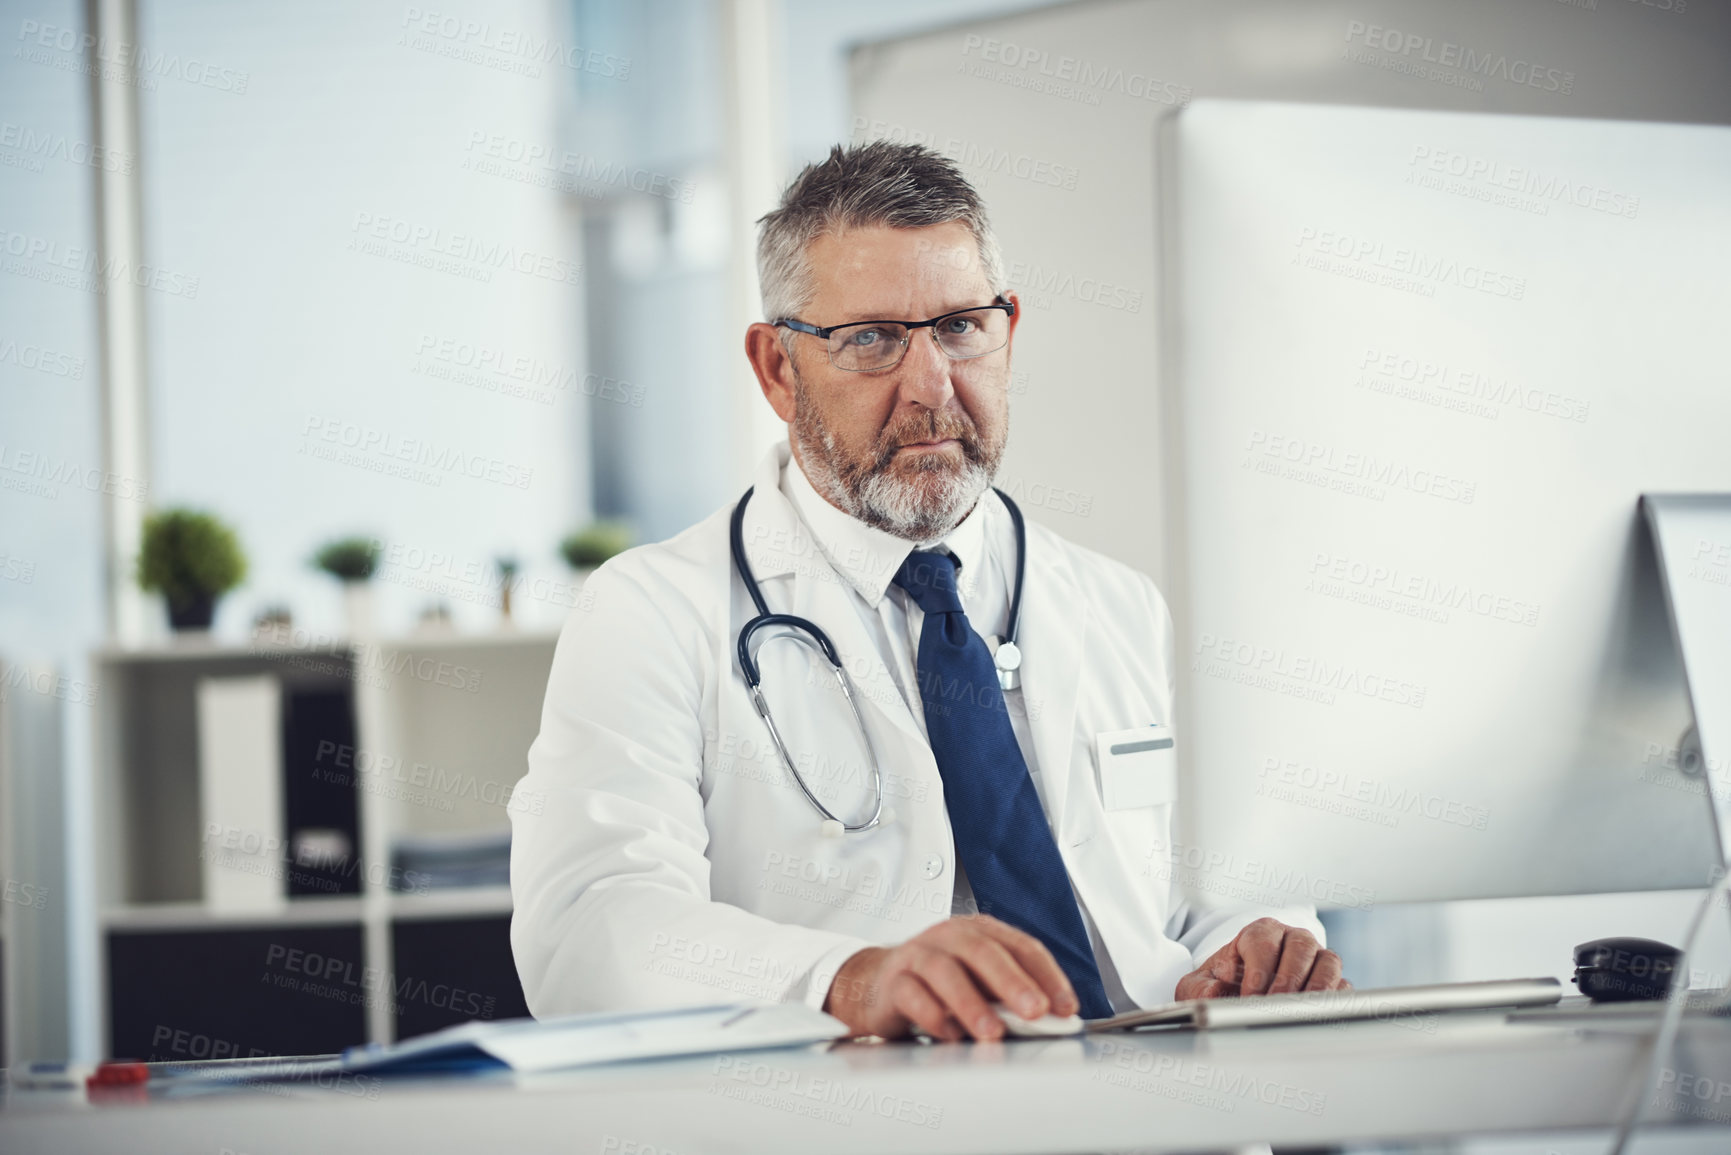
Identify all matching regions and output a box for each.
[342,580,375,640]
[167,592,217,631]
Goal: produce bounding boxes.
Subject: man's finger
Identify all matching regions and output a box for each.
[1268,929,1321,994]
[1234,920,1285,995]
[950,932,1050,1021]
[889,970,960,1042]
[910,948,1001,1040]
[1302,949,1345,991]
[967,916,1079,1016]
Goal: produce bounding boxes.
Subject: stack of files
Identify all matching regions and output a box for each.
[169,1003,849,1089]
[391,828,512,890]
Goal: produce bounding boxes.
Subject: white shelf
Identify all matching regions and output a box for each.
[103,898,367,930]
[94,628,558,665]
[388,887,513,921]
[101,887,514,931]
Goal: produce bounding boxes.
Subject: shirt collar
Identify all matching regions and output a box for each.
[780,445,992,608]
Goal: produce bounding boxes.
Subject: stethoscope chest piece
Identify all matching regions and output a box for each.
[992,638,1022,691]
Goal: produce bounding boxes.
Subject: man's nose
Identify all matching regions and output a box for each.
[897,328,955,408]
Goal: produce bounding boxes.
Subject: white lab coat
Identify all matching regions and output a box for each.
[509,443,1321,1018]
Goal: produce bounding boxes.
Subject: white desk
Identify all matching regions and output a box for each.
[4,1009,1730,1153]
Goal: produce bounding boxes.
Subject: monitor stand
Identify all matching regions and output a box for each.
[1642,495,1731,878]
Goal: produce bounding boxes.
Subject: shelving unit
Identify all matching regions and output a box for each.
[91,627,557,1056]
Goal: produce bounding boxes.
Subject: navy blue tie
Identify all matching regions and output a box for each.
[893,550,1113,1020]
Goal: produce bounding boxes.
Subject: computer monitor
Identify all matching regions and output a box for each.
[1159,100,1731,907]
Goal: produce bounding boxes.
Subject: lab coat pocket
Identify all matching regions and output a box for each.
[1093,725,1176,811]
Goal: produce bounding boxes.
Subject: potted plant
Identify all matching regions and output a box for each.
[560,522,632,580]
[313,536,381,639]
[137,509,248,632]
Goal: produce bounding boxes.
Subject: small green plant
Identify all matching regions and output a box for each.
[137,508,247,628]
[312,536,381,582]
[560,522,632,570]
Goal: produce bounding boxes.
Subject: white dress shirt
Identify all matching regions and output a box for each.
[779,454,1140,1011]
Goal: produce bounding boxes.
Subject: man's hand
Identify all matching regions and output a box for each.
[1174,918,1349,1000]
[824,915,1077,1042]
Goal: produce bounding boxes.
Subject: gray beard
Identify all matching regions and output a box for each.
[791,381,999,544]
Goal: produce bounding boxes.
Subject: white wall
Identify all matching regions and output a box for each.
[136,0,590,642]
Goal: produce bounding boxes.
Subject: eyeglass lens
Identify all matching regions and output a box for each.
[826,308,1009,371]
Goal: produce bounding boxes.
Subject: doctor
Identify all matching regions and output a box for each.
[510,141,1346,1042]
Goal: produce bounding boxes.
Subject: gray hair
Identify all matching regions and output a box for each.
[756,141,1006,325]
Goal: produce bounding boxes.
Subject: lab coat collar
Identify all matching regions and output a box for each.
[777,443,994,608]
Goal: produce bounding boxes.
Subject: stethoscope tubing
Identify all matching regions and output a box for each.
[728,484,1026,835]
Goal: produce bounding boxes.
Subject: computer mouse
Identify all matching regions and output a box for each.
[993,1004,1085,1037]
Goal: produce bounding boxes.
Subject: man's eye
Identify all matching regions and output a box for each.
[844,327,894,347]
[942,317,979,335]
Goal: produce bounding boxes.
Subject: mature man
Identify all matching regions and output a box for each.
[510,142,1345,1042]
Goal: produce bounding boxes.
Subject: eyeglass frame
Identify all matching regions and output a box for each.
[773,296,1018,372]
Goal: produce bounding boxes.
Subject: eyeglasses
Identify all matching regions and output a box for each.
[774,298,1016,373]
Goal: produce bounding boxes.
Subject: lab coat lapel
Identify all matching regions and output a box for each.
[1016,528,1088,841]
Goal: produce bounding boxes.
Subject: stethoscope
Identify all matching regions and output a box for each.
[729,485,1027,837]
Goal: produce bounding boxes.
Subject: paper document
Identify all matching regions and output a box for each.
[171,1003,849,1089]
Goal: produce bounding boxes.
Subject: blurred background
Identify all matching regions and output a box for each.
[3,0,1729,1067]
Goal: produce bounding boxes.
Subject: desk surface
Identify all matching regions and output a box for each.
[5,1009,1731,1154]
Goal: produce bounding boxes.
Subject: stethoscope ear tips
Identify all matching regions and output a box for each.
[820,819,845,838]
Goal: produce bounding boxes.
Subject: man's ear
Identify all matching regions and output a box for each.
[745,323,799,424]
